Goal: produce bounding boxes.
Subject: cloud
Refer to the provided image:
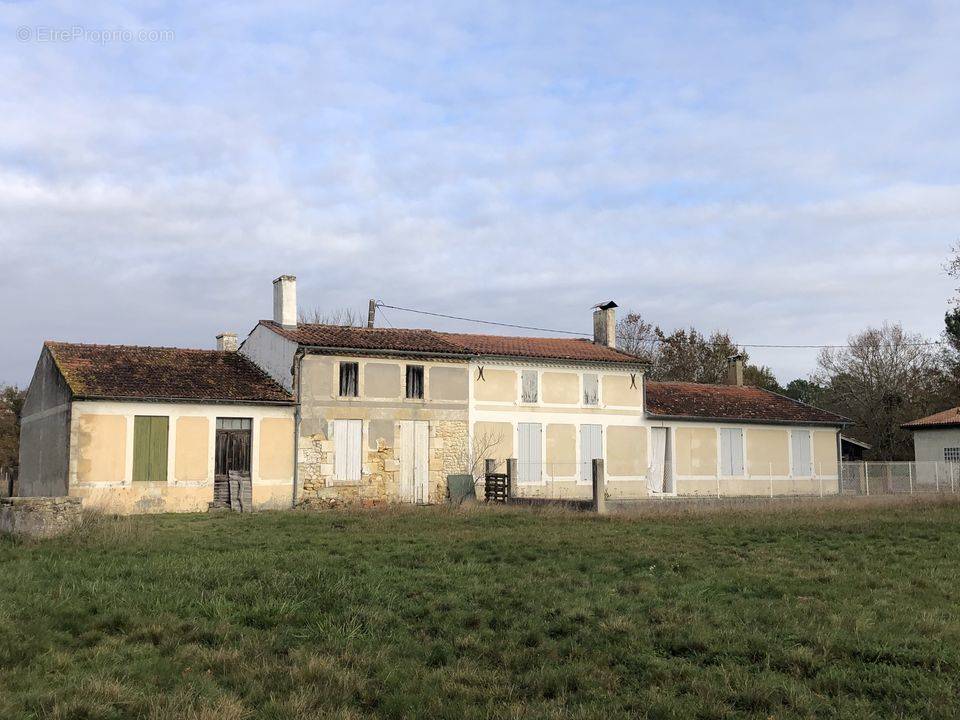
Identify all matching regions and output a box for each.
[0,0,958,385]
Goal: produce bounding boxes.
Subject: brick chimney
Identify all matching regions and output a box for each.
[592,301,618,348]
[726,354,744,386]
[273,275,297,328]
[216,332,238,352]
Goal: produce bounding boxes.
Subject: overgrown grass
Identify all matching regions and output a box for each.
[2,499,960,719]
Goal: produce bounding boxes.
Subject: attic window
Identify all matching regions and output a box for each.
[406,365,424,399]
[339,362,359,397]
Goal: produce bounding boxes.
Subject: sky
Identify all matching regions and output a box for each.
[2,0,959,386]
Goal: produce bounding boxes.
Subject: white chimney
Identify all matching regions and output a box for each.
[216,332,238,352]
[273,275,297,327]
[592,301,618,348]
[726,354,744,386]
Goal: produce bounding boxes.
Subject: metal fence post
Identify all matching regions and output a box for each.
[769,462,773,498]
[506,458,518,500]
[936,463,940,493]
[592,458,607,515]
[909,463,914,494]
[865,462,870,496]
[818,463,823,498]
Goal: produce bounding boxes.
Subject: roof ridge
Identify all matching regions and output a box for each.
[45,340,229,354]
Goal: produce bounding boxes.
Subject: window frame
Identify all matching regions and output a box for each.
[405,364,425,400]
[583,373,599,406]
[521,369,539,404]
[339,361,359,398]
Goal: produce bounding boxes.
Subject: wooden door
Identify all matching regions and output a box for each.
[580,424,603,483]
[399,421,429,503]
[517,422,542,484]
[215,418,252,508]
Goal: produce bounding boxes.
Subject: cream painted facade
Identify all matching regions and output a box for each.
[469,359,649,500]
[639,421,841,498]
[69,400,295,513]
[465,358,840,500]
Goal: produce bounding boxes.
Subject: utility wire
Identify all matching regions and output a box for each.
[376,301,946,350]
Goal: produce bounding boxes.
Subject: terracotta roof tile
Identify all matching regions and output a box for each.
[902,407,960,429]
[260,321,645,365]
[645,381,848,425]
[45,342,292,404]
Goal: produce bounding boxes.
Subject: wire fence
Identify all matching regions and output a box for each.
[498,461,960,501]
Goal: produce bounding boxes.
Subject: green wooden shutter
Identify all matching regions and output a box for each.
[133,416,169,482]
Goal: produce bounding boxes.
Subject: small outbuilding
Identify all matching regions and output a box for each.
[902,407,960,464]
[18,341,295,513]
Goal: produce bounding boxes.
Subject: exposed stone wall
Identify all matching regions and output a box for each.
[0,497,82,539]
[298,420,468,506]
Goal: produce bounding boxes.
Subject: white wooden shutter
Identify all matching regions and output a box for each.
[334,419,362,482]
[720,428,744,476]
[414,421,429,502]
[791,430,811,477]
[580,424,602,482]
[518,422,542,484]
[649,427,667,492]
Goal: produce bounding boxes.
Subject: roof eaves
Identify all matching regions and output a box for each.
[644,411,850,427]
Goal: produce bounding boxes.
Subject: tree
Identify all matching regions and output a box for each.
[616,311,778,387]
[781,378,826,406]
[814,324,943,460]
[0,385,25,468]
[298,307,361,326]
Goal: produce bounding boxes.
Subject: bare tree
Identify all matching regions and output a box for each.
[616,312,659,362]
[298,307,361,326]
[815,323,943,460]
[457,428,506,483]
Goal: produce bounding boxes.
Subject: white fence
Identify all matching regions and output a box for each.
[500,461,960,501]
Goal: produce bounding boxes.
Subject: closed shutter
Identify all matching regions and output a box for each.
[133,416,169,482]
[521,371,538,403]
[580,424,602,482]
[334,419,362,482]
[791,430,811,477]
[518,423,542,484]
[720,428,744,476]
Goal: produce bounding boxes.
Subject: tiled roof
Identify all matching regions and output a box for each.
[45,342,293,404]
[645,381,849,426]
[902,407,960,429]
[260,321,646,364]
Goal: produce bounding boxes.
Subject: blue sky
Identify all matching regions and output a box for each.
[2,1,958,385]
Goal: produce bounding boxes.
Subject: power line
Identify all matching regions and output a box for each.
[376,302,588,336]
[376,301,946,351]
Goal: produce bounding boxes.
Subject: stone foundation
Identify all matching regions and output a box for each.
[298,420,469,506]
[0,496,83,539]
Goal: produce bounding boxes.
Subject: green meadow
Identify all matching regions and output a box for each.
[1,499,958,719]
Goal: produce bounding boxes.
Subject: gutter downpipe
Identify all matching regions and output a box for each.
[292,347,305,508]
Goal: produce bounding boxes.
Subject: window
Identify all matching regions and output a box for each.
[719,428,744,476]
[406,365,424,399]
[216,417,251,430]
[945,448,960,463]
[339,362,359,397]
[521,370,538,403]
[583,373,599,406]
[791,430,812,477]
[133,416,169,482]
[333,419,362,482]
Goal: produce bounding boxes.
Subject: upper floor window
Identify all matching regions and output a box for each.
[583,373,599,406]
[521,370,538,403]
[406,365,424,399]
[339,362,359,397]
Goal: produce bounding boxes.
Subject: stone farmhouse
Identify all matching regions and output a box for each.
[17,276,849,512]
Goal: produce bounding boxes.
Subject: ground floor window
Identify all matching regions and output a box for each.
[945,448,960,463]
[132,415,169,482]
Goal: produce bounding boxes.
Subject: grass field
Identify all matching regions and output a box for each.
[1,500,959,719]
